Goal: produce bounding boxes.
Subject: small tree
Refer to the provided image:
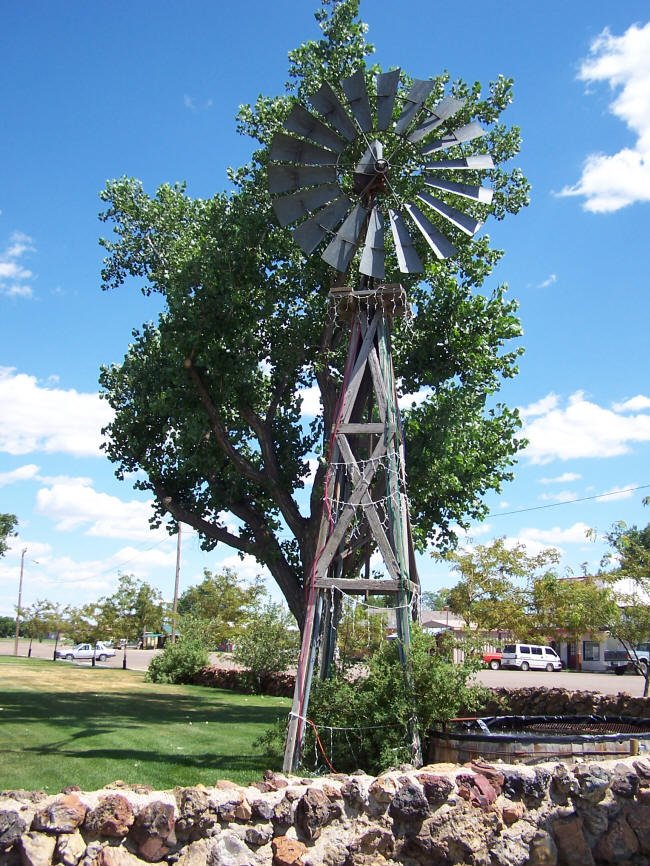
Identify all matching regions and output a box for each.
[97,574,164,642]
[146,615,210,684]
[234,601,298,692]
[0,514,18,558]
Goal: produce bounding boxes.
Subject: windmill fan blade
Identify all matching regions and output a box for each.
[417,190,482,236]
[359,207,385,278]
[421,121,486,155]
[321,203,368,272]
[424,154,494,171]
[292,196,352,255]
[404,202,456,259]
[272,184,341,228]
[376,68,400,131]
[407,96,466,143]
[309,82,358,142]
[270,134,338,166]
[341,70,372,133]
[394,79,435,135]
[389,209,423,273]
[355,140,383,175]
[268,163,337,194]
[284,105,347,154]
[424,174,494,204]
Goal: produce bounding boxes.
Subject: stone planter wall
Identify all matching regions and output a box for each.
[4,757,650,866]
[479,687,650,718]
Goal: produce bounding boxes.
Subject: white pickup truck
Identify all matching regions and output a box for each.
[55,641,116,662]
[604,643,650,675]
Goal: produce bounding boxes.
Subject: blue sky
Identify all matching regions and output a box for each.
[1,1,650,616]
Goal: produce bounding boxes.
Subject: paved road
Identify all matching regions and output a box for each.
[3,640,647,696]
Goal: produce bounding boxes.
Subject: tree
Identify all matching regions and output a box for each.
[177,568,263,648]
[233,601,298,692]
[0,514,18,558]
[528,574,616,645]
[98,0,529,630]
[598,521,650,696]
[442,538,559,633]
[420,588,452,611]
[96,574,164,641]
[22,600,64,657]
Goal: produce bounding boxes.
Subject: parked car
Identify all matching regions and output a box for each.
[500,643,562,672]
[55,641,116,662]
[482,650,502,670]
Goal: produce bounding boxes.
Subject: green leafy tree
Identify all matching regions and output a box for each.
[529,574,616,645]
[0,514,18,558]
[0,616,17,637]
[442,538,559,633]
[598,521,650,696]
[336,600,386,664]
[420,588,452,611]
[22,600,64,656]
[98,0,529,630]
[96,574,164,642]
[234,601,299,692]
[178,568,263,648]
[146,615,210,684]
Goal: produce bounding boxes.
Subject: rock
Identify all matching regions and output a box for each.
[19,832,56,866]
[572,802,609,838]
[130,802,176,862]
[271,836,306,866]
[500,800,526,826]
[95,848,147,866]
[388,782,429,825]
[261,772,289,792]
[610,765,639,799]
[367,776,397,806]
[32,795,86,833]
[174,839,210,866]
[218,794,251,823]
[271,796,294,832]
[243,823,272,847]
[528,830,558,866]
[174,788,218,842]
[340,779,367,811]
[456,774,497,810]
[55,832,86,866]
[626,803,650,854]
[0,812,27,851]
[416,773,453,806]
[350,828,394,857]
[572,765,611,804]
[551,765,578,805]
[207,832,255,866]
[470,760,505,794]
[593,815,639,863]
[551,816,595,866]
[249,799,273,822]
[502,768,548,804]
[85,796,135,839]
[295,788,331,842]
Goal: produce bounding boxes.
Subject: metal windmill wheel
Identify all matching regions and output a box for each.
[268,68,494,278]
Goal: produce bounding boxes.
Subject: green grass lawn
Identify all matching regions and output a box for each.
[0,658,289,792]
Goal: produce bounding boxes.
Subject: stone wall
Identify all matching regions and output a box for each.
[3,756,650,866]
[479,687,650,718]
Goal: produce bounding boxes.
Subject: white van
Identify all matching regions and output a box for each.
[500,643,562,672]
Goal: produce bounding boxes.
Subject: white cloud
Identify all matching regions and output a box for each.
[521,390,650,464]
[0,463,40,487]
[537,274,557,288]
[540,472,582,484]
[613,394,650,412]
[35,477,167,542]
[559,22,650,212]
[0,367,113,457]
[539,490,578,503]
[0,232,35,298]
[511,522,592,553]
[215,552,270,580]
[595,484,637,502]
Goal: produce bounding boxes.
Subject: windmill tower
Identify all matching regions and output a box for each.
[268,68,494,771]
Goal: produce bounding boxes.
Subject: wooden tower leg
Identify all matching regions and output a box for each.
[283,285,421,773]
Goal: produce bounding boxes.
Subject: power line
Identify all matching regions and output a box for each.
[492,483,650,518]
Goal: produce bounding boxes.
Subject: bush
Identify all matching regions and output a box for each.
[145,618,209,684]
[233,602,298,692]
[258,625,491,775]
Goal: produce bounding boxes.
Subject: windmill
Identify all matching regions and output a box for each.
[268,68,494,772]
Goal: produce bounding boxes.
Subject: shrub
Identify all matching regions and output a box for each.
[258,625,491,775]
[233,602,298,692]
[145,617,209,684]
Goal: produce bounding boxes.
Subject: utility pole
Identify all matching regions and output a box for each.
[171,524,182,641]
[13,547,27,656]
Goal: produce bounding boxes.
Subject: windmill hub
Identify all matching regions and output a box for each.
[374,157,389,174]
